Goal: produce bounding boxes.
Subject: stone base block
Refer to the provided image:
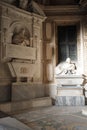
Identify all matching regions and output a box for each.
[31,97,52,107]
[11,82,45,101]
[55,96,85,106]
[0,97,52,113]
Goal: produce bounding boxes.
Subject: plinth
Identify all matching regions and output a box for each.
[55,75,85,106]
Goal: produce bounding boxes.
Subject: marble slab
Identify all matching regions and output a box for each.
[5,44,36,60]
[55,96,85,106]
[31,97,52,107]
[12,83,45,101]
[55,75,85,85]
[57,87,83,96]
[0,117,31,130]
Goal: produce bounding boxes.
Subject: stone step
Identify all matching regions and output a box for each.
[0,97,52,113]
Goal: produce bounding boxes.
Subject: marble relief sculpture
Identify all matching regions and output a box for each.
[55,58,77,75]
[12,28,30,47]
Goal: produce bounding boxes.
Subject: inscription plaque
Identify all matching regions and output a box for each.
[2,44,36,61]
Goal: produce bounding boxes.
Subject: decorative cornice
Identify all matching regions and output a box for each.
[0,1,46,19]
[40,5,87,16]
[45,15,83,23]
[43,5,79,12]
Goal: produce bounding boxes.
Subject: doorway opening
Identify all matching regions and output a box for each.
[57,25,77,63]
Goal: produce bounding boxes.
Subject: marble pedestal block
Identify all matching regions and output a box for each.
[54,75,85,106]
[55,95,85,106]
[11,82,45,101]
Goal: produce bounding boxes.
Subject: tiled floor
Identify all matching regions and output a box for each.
[0,117,31,130]
[12,106,87,130]
[1,106,87,130]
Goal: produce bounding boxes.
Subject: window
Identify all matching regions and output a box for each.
[58,25,77,63]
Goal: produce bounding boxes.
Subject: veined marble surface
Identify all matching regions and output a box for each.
[0,117,31,130]
[55,96,85,106]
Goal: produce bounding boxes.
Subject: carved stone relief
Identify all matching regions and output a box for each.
[12,27,30,47]
[0,2,46,83]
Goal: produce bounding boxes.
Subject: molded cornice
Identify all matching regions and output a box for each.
[41,5,87,16]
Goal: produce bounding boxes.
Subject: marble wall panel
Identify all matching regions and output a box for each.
[46,22,52,40]
[12,83,45,101]
[5,44,36,61]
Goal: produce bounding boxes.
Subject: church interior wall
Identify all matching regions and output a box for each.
[0,1,87,104]
[43,15,87,98]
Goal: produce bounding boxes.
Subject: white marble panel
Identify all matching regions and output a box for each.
[5,44,36,60]
[57,88,83,96]
[55,75,85,85]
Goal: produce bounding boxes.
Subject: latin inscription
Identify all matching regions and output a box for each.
[20,67,27,74]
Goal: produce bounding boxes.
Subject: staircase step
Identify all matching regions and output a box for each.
[0,97,52,113]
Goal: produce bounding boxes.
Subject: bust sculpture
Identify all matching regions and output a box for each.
[12,28,30,47]
[55,58,77,75]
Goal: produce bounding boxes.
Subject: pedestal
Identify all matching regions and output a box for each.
[55,75,85,106]
[55,96,85,106]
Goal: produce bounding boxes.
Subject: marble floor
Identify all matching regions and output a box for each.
[1,106,87,130]
[11,106,87,130]
[0,117,31,130]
